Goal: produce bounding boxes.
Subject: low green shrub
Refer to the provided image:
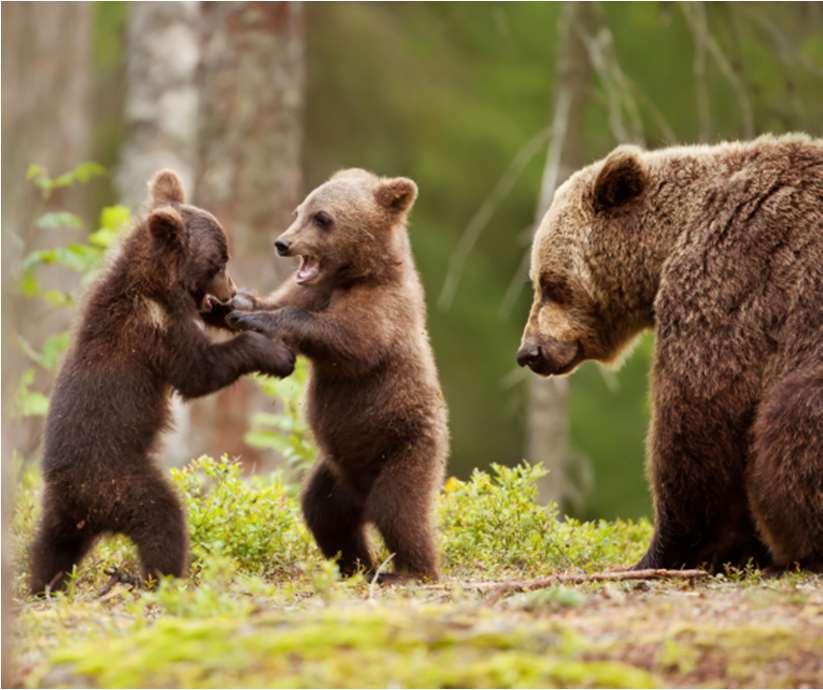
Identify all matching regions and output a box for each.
[11,455,651,597]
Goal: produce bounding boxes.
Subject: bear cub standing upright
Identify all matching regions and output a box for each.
[29,170,295,594]
[228,169,449,582]
[518,134,822,572]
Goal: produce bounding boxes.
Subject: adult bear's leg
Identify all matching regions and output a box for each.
[635,367,765,571]
[748,366,823,571]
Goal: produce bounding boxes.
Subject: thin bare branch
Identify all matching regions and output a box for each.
[681,2,755,138]
[413,569,711,602]
[438,126,550,311]
[578,28,629,142]
[485,568,710,604]
[689,2,711,140]
[498,247,532,318]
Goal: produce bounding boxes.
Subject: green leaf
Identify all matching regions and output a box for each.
[71,161,106,183]
[87,227,119,249]
[99,204,130,232]
[22,248,58,271]
[42,290,74,308]
[40,332,71,370]
[37,212,85,231]
[53,244,102,273]
[17,332,69,370]
[26,163,45,181]
[18,269,40,297]
[14,368,49,417]
[21,391,49,417]
[51,162,106,189]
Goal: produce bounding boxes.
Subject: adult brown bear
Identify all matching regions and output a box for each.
[517,135,822,572]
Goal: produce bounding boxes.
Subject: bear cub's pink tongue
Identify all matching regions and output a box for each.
[296,256,320,284]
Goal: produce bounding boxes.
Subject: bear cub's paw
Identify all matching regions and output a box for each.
[244,331,296,378]
[227,310,276,335]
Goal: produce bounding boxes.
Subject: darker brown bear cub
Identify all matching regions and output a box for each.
[518,134,822,572]
[227,169,449,582]
[29,170,295,595]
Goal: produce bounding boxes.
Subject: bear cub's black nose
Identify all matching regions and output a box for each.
[274,240,291,256]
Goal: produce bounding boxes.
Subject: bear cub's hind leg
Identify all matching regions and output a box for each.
[366,448,442,583]
[301,462,374,577]
[30,511,97,595]
[118,468,188,584]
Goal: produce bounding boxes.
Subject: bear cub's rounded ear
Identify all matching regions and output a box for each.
[592,147,647,213]
[149,206,186,246]
[148,169,186,207]
[375,177,418,214]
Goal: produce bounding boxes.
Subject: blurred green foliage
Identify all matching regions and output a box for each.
[13,164,130,420]
[31,3,819,519]
[11,456,819,689]
[10,455,650,599]
[304,3,823,518]
[244,362,317,474]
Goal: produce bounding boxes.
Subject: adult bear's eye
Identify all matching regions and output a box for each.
[313,211,333,229]
[541,278,569,305]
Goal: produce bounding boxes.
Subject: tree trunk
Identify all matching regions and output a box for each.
[1,2,92,457]
[528,2,594,507]
[117,2,201,210]
[190,2,305,468]
[117,2,202,466]
[1,2,92,677]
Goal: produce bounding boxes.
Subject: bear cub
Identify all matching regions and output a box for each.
[29,170,295,594]
[518,134,822,572]
[227,169,449,582]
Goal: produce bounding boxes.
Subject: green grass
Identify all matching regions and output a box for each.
[8,457,822,688]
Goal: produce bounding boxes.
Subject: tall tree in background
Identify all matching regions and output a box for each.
[1,2,92,677]
[1,3,92,456]
[117,2,201,464]
[117,2,200,208]
[528,2,595,506]
[191,2,305,466]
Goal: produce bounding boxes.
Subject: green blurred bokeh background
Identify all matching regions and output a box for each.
[5,2,822,520]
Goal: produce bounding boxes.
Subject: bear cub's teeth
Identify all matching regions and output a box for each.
[296,256,320,284]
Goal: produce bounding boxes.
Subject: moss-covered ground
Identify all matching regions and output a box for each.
[7,457,822,688]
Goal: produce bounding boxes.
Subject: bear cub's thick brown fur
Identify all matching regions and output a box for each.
[518,134,822,572]
[29,170,295,594]
[227,169,449,582]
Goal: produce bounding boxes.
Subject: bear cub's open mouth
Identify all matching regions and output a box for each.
[296,256,321,285]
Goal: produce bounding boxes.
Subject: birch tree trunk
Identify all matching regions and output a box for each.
[116,2,202,465]
[190,2,305,468]
[117,2,200,209]
[529,2,594,506]
[1,2,92,457]
[1,2,92,676]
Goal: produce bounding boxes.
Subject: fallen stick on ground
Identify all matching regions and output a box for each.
[412,568,710,603]
[484,568,710,603]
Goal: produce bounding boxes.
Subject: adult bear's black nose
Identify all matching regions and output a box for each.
[274,239,291,256]
[516,342,541,367]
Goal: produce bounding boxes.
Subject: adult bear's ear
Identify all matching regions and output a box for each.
[592,147,647,213]
[148,169,186,207]
[375,177,418,214]
[148,206,186,247]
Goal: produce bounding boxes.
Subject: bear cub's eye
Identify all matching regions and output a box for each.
[313,211,333,230]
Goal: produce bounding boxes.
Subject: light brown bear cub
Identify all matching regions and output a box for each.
[518,134,822,572]
[228,169,449,582]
